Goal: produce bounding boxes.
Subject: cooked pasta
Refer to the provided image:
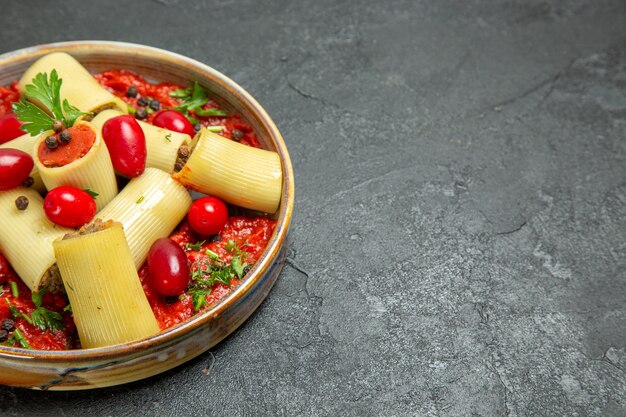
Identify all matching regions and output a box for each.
[90,109,192,173]
[174,128,282,213]
[33,121,118,210]
[18,52,127,117]
[96,168,192,268]
[53,221,159,348]
[0,187,70,291]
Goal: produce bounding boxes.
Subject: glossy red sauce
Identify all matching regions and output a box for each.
[141,216,276,329]
[0,265,77,350]
[0,70,276,350]
[0,82,19,116]
[94,70,262,148]
[38,124,95,167]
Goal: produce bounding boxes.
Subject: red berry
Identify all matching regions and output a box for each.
[43,186,97,228]
[187,196,228,236]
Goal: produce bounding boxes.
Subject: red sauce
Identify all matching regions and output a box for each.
[0,267,77,350]
[37,124,95,167]
[140,216,276,329]
[94,70,262,148]
[0,82,19,116]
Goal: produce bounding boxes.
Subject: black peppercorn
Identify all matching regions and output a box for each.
[52,120,64,133]
[1,318,14,332]
[193,123,202,133]
[21,177,34,188]
[242,265,252,276]
[135,107,148,120]
[149,100,161,111]
[0,329,7,343]
[231,129,244,142]
[59,129,72,143]
[210,234,221,242]
[174,160,185,172]
[45,135,58,149]
[137,97,149,107]
[15,196,29,210]
[126,86,138,98]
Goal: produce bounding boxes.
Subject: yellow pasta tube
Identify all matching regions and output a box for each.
[53,221,159,348]
[33,121,118,210]
[174,128,282,213]
[18,52,127,117]
[0,134,45,193]
[96,168,192,268]
[0,187,70,291]
[90,109,192,173]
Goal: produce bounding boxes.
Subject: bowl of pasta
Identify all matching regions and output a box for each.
[0,41,293,389]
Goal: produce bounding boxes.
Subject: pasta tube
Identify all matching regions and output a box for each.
[0,134,45,193]
[33,121,118,210]
[18,52,127,117]
[53,221,159,348]
[174,128,282,213]
[90,109,192,173]
[0,187,70,291]
[96,168,192,268]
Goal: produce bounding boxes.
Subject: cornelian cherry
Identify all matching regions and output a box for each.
[147,238,190,296]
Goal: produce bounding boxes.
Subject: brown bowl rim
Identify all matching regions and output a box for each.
[0,41,294,362]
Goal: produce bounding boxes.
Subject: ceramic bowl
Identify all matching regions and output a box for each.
[0,41,294,390]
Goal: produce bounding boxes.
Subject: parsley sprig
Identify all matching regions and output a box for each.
[169,82,228,124]
[6,288,63,333]
[12,70,87,135]
[186,241,250,311]
[29,288,64,332]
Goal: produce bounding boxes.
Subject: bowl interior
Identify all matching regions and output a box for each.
[0,41,293,364]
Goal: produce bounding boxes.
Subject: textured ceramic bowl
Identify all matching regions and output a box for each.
[0,41,293,390]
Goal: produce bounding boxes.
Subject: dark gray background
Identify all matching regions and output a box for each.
[1,0,625,415]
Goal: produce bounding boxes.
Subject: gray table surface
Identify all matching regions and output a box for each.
[0,0,625,415]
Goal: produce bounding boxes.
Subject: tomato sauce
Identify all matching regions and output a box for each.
[0,266,77,350]
[94,70,262,148]
[37,124,95,167]
[0,82,19,116]
[140,216,276,329]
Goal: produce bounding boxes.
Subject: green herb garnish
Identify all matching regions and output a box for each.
[184,240,206,251]
[6,328,31,349]
[7,299,32,324]
[136,196,145,204]
[9,281,19,298]
[195,108,227,117]
[165,133,172,142]
[13,70,87,135]
[170,81,228,123]
[29,288,64,332]
[84,189,99,199]
[185,242,251,311]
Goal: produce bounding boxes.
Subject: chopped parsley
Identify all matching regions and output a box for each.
[165,133,172,142]
[29,288,64,332]
[9,281,18,298]
[184,240,206,251]
[186,242,250,311]
[170,81,228,124]
[84,188,99,199]
[136,195,145,204]
[6,328,31,349]
[13,70,87,135]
